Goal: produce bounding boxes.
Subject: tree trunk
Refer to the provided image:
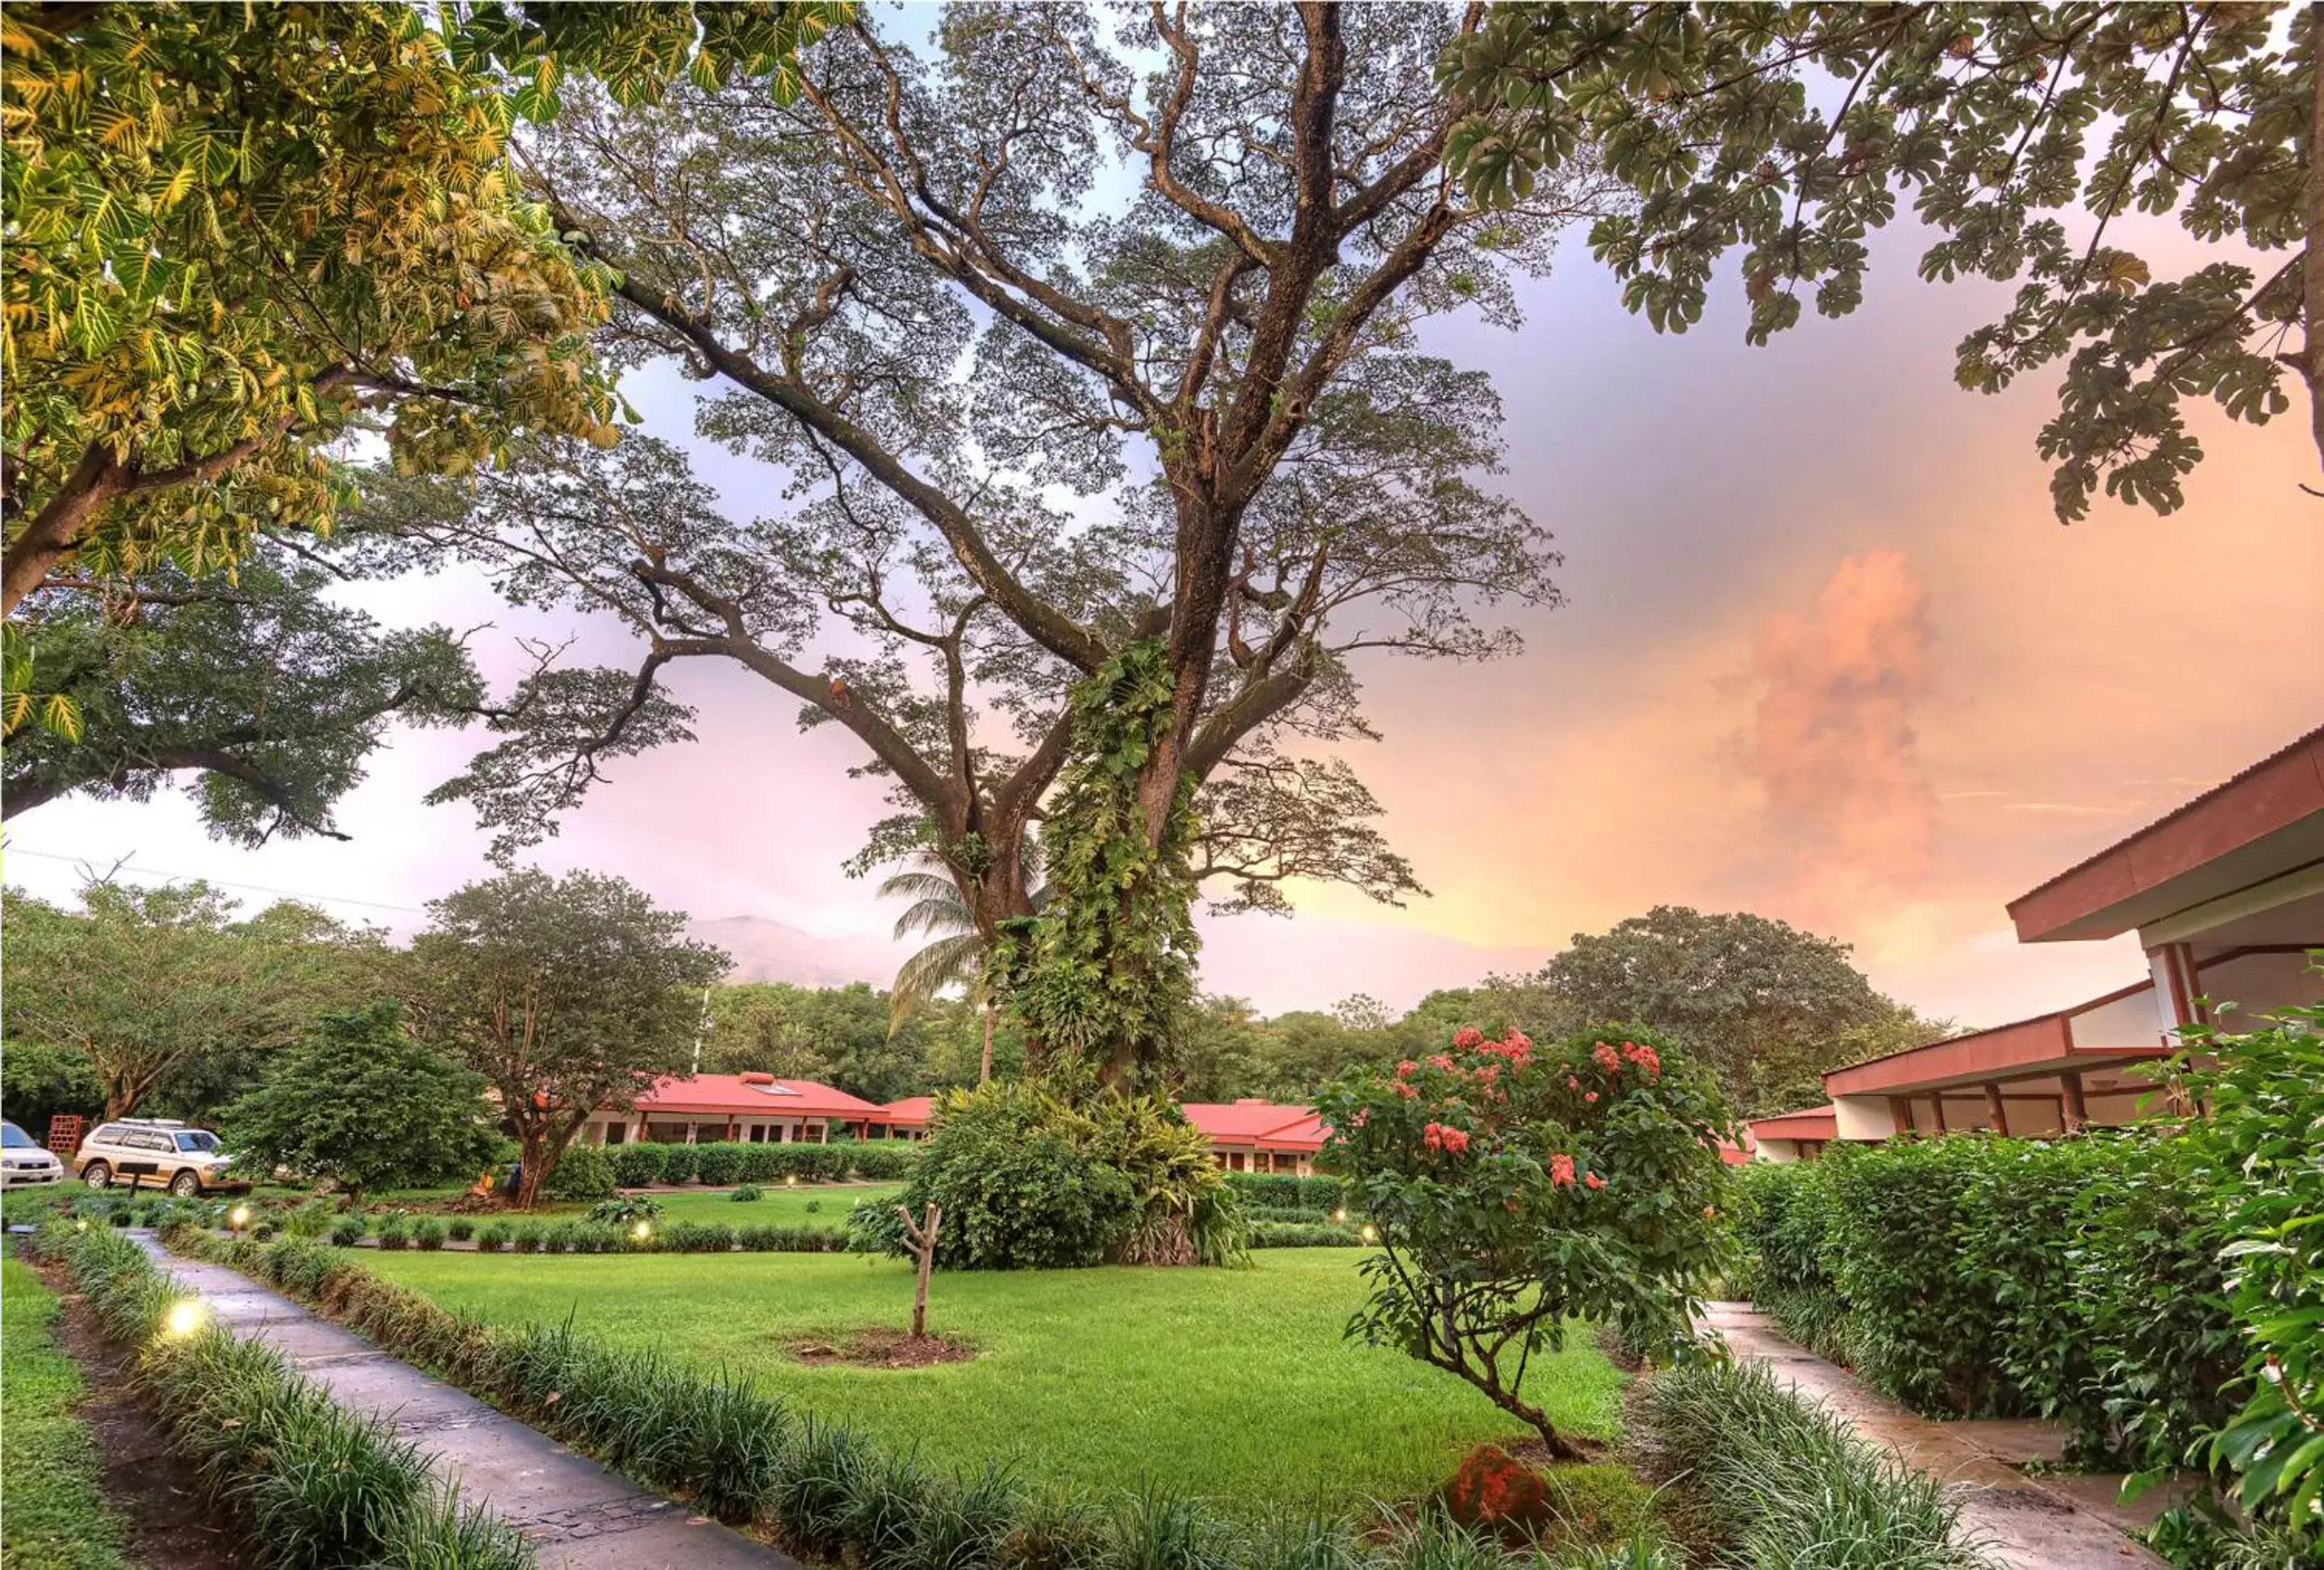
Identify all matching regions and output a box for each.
[514,1125,549,1210]
[980,1003,995,1084]
[898,1203,941,1338]
[2,442,121,617]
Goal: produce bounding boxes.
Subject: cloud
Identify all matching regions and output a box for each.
[1747,551,1937,887]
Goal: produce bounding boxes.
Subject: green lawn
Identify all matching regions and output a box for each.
[1,1245,136,1570]
[364,1246,1624,1514]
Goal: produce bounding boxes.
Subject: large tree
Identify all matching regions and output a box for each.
[368,2,1582,1080]
[1443,2,2318,518]
[1522,904,1941,1113]
[406,869,727,1208]
[0,879,387,1118]
[2,542,483,839]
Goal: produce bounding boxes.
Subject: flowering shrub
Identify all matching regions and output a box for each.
[1317,1024,1738,1459]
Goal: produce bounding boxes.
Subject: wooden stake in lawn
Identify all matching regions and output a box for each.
[897,1203,942,1338]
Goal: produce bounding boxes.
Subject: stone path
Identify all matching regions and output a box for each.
[128,1234,804,1570]
[1703,1302,2176,1569]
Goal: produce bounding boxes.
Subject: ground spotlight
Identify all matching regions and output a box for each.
[162,1299,209,1338]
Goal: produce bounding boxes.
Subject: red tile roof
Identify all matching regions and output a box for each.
[1746,1104,1841,1141]
[877,1096,935,1128]
[635,1074,886,1120]
[1180,1100,1328,1151]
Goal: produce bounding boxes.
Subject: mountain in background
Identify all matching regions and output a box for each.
[688,915,905,990]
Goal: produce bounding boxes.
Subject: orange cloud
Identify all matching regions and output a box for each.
[1747,551,1937,888]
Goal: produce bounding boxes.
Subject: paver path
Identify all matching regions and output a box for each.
[1703,1302,2171,1569]
[129,1234,804,1570]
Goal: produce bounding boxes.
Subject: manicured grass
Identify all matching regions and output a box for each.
[365,1246,1624,1514]
[1,1244,136,1570]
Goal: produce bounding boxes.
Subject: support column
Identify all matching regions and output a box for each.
[2059,1070,2088,1132]
[1983,1082,2009,1136]
[1887,1096,1916,1135]
[1929,1094,1948,1133]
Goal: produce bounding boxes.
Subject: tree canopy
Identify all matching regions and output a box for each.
[362,3,1583,1054]
[1519,904,1943,1113]
[222,1001,500,1198]
[2,539,483,839]
[407,869,727,1207]
[1444,2,2318,518]
[0,878,389,1117]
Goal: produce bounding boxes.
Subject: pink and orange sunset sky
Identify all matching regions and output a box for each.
[6,216,2319,1030]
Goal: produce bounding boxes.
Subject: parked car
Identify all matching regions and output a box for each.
[75,1120,248,1196]
[1,1120,65,1187]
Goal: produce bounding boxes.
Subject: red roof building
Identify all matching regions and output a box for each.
[1180,1100,1328,1175]
[581,1074,888,1146]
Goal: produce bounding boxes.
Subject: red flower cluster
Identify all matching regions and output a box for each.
[1584,1171,1606,1191]
[1427,1053,1457,1073]
[1620,1040,1662,1078]
[1395,1060,1418,1078]
[1591,1040,1622,1074]
[1452,1026,1485,1049]
[1476,1028,1532,1070]
[1423,1121,1471,1155]
[1549,1152,1576,1187]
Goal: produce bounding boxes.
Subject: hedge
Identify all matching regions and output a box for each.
[1222,1172,1343,1209]
[1737,1132,2240,1471]
[597,1140,922,1188]
[1249,1222,1361,1249]
[31,1221,532,1570]
[158,1225,1675,1570]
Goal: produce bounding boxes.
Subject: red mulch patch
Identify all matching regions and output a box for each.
[34,1256,244,1570]
[784,1329,976,1368]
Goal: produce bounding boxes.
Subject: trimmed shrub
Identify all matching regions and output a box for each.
[447,1218,476,1243]
[509,1222,543,1254]
[692,1142,745,1186]
[664,1221,737,1254]
[736,1144,783,1183]
[1223,1172,1341,1210]
[375,1212,412,1251]
[1250,1222,1360,1248]
[607,1142,667,1187]
[732,1184,764,1203]
[833,1140,921,1180]
[475,1222,510,1253]
[543,1142,616,1201]
[658,1144,700,1184]
[414,1216,450,1251]
[328,1215,366,1247]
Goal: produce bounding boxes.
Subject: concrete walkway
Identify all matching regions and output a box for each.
[128,1235,804,1570]
[1704,1303,2171,1569]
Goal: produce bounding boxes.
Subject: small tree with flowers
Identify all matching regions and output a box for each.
[1316,1025,1739,1460]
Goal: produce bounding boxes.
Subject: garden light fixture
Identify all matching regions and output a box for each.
[1359,1223,1379,1244]
[632,1221,653,1243]
[162,1299,208,1338]
[228,1204,252,1231]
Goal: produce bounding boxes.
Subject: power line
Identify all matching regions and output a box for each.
[0,846,431,916]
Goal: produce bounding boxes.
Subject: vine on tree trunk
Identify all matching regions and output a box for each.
[988,638,1199,1089]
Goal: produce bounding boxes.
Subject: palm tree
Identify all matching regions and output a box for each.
[881,841,1042,1084]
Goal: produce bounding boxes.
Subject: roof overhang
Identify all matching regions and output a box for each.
[1747,1107,1839,1141]
[1823,984,2171,1099]
[2008,727,2324,943]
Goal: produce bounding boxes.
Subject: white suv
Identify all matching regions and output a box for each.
[76,1120,247,1197]
[2,1121,65,1187]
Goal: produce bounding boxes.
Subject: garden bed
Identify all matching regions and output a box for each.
[784,1329,976,1368]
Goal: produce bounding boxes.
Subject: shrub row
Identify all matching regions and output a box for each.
[1637,1359,1995,1569]
[169,1227,1668,1570]
[1248,1222,1361,1249]
[34,1221,532,1570]
[366,1216,855,1257]
[602,1139,921,1190]
[1221,1172,1342,1210]
[1737,1133,2240,1470]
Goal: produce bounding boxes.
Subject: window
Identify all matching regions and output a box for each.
[173,1131,220,1153]
[125,1131,171,1153]
[604,1124,626,1145]
[2,1123,32,1149]
[90,1124,123,1145]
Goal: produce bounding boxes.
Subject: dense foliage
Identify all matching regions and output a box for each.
[1444,3,2320,517]
[1,878,388,1117]
[2171,999,2324,1548]
[407,870,728,1208]
[1737,1133,2242,1475]
[221,1003,499,1199]
[1319,1025,1737,1459]
[855,1080,1243,1271]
